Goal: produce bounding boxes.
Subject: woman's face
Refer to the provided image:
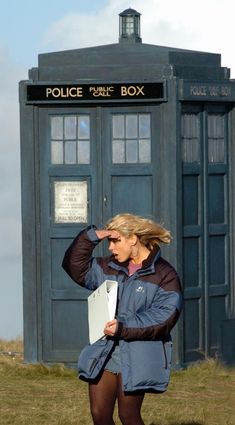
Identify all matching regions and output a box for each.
[108,233,135,263]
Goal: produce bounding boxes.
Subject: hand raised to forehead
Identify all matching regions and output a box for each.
[95,229,121,241]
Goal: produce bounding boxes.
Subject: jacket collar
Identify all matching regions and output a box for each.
[108,245,161,275]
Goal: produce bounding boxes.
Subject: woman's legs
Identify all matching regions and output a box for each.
[88,370,118,425]
[88,371,145,425]
[117,374,145,425]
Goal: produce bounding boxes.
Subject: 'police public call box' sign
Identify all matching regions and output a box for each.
[26,82,165,103]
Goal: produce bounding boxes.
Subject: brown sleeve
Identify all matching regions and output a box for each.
[62,227,98,285]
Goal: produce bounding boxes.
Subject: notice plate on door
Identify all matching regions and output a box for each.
[54,181,88,223]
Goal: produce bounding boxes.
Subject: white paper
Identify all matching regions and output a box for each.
[88,280,118,344]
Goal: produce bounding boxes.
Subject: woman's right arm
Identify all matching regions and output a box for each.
[62,226,119,288]
[62,226,100,286]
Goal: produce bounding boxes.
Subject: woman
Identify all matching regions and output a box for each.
[62,213,183,425]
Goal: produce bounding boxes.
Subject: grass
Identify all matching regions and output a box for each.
[0,339,235,425]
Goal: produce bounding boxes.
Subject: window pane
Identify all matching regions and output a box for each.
[181,113,200,163]
[208,114,225,163]
[126,115,138,138]
[78,116,90,139]
[139,139,151,163]
[65,141,76,164]
[208,139,225,163]
[51,116,63,139]
[126,140,138,163]
[182,139,199,163]
[64,116,76,140]
[125,17,134,35]
[113,140,125,163]
[51,141,63,164]
[182,113,199,138]
[208,114,224,138]
[139,114,150,138]
[113,115,124,138]
[77,141,90,164]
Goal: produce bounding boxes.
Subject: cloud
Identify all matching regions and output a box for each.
[0,47,26,338]
[40,7,116,51]
[40,0,235,76]
[0,48,26,257]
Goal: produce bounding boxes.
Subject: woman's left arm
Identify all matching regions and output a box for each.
[113,268,183,341]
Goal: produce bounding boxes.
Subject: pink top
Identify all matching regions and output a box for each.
[128,261,142,276]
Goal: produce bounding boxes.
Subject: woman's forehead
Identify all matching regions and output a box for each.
[108,235,121,242]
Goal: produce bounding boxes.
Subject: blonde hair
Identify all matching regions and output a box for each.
[105,213,172,251]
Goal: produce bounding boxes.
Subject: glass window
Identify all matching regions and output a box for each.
[65,141,76,164]
[51,117,63,140]
[78,116,90,139]
[139,139,151,163]
[124,17,134,35]
[139,114,151,138]
[112,113,151,164]
[64,116,77,140]
[50,115,90,165]
[181,113,200,163]
[51,141,63,164]
[126,140,138,162]
[126,115,138,138]
[208,114,225,163]
[112,115,125,139]
[77,141,90,164]
[113,140,125,163]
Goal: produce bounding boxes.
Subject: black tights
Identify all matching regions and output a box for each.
[89,370,145,425]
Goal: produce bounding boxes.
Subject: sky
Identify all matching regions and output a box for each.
[0,0,235,339]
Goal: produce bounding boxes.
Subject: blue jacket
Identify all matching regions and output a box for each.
[62,226,183,393]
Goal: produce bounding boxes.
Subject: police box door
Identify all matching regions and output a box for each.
[39,104,159,362]
[181,104,230,363]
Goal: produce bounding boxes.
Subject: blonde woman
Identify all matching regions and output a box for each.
[62,213,183,425]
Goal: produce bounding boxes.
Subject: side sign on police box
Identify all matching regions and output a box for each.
[26,82,165,103]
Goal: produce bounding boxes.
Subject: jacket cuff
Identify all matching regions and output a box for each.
[114,321,124,338]
[86,226,99,243]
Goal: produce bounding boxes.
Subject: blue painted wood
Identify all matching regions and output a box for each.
[182,104,230,363]
[19,88,41,363]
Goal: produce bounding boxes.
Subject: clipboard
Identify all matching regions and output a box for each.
[88,280,118,344]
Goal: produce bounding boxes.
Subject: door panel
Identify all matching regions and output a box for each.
[39,104,159,362]
[182,105,230,363]
[51,300,89,351]
[111,175,153,216]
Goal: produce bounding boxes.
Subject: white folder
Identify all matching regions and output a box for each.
[88,280,118,344]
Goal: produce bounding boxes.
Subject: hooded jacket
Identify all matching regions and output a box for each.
[62,226,183,393]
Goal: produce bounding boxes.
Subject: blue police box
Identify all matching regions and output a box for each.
[19,9,235,365]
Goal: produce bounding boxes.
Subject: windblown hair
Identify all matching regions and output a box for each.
[105,213,172,251]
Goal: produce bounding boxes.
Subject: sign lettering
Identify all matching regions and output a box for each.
[46,87,83,98]
[27,82,165,103]
[180,81,235,101]
[121,85,145,96]
[190,85,232,97]
[54,181,88,224]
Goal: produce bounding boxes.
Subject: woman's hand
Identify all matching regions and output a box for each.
[104,319,118,337]
[95,229,121,241]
